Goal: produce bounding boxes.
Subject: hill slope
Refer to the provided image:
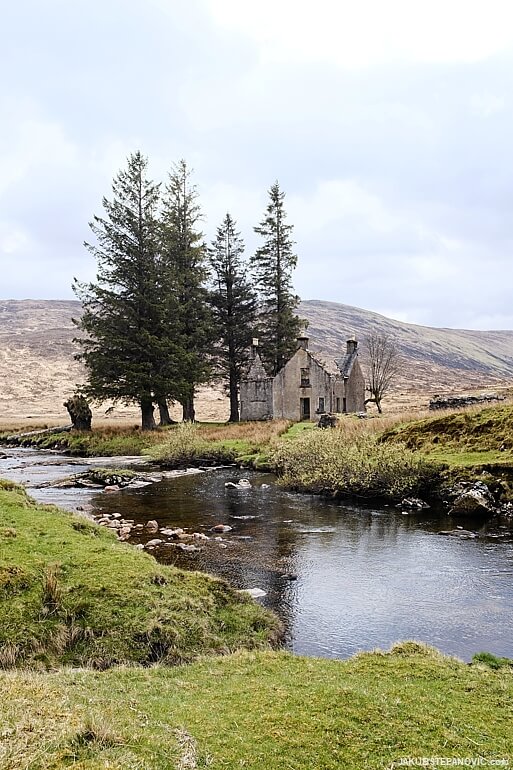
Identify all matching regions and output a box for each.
[300,299,513,392]
[0,299,512,420]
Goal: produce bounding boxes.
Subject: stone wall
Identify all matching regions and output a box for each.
[240,377,273,420]
[344,358,366,413]
[273,349,334,421]
[429,393,504,411]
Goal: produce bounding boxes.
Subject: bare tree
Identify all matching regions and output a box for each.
[364,332,401,413]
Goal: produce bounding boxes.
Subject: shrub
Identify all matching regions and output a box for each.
[149,422,236,466]
[271,430,442,502]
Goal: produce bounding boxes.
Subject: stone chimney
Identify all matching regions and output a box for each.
[346,337,358,354]
[296,335,309,350]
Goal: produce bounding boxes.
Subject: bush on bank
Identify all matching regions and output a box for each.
[271,430,444,501]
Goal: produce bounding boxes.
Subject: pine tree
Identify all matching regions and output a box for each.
[160,160,213,421]
[73,152,183,430]
[251,181,303,375]
[209,213,257,422]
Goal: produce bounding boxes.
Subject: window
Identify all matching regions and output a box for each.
[318,397,325,413]
[336,397,340,413]
[300,368,310,387]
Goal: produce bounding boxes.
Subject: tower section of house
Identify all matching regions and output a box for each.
[336,337,366,414]
[239,340,274,421]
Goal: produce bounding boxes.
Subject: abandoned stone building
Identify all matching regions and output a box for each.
[240,335,366,421]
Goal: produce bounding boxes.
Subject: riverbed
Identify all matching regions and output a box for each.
[2,447,513,661]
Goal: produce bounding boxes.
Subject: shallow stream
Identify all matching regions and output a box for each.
[2,447,513,661]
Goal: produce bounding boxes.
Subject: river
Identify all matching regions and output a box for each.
[2,447,513,661]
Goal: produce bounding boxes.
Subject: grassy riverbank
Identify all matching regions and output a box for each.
[1,643,512,769]
[0,481,280,669]
[4,402,513,502]
[0,420,291,468]
[382,403,513,467]
[2,415,513,768]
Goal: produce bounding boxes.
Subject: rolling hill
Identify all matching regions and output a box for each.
[0,299,512,421]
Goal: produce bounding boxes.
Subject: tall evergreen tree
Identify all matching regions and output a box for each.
[160,160,213,421]
[73,152,182,430]
[208,213,257,422]
[251,181,303,375]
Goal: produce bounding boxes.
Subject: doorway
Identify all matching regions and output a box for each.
[300,397,311,420]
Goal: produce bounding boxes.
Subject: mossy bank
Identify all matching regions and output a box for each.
[1,643,512,769]
[0,481,281,669]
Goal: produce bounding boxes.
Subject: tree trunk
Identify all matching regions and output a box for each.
[141,398,156,430]
[182,394,196,422]
[158,398,175,426]
[228,374,239,422]
[64,395,92,431]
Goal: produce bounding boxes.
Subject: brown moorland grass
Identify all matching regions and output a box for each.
[197,419,291,443]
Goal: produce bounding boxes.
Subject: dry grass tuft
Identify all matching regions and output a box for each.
[0,642,20,669]
[198,419,290,443]
[70,716,122,750]
[41,564,62,615]
[176,728,200,769]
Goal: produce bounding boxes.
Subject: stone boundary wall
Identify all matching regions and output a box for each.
[429,393,504,410]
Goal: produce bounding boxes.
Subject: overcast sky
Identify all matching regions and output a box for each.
[2,0,513,329]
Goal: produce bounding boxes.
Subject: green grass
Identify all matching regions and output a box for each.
[1,428,162,456]
[382,403,513,459]
[282,421,317,439]
[0,482,281,670]
[423,449,513,468]
[472,651,513,670]
[0,643,512,769]
[379,404,513,495]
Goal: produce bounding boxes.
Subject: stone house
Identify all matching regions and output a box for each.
[240,335,366,421]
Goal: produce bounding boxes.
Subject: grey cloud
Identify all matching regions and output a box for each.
[1,1,513,328]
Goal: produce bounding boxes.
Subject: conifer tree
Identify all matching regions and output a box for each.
[160,161,213,421]
[73,152,183,430]
[251,181,303,375]
[209,213,257,422]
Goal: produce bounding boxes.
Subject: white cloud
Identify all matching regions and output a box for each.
[206,0,513,68]
[469,93,506,117]
[288,180,404,236]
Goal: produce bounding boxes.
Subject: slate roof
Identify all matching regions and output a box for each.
[335,350,358,378]
[244,347,358,381]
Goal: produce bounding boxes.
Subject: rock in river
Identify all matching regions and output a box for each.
[145,538,163,549]
[225,478,252,490]
[438,529,479,540]
[449,483,497,517]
